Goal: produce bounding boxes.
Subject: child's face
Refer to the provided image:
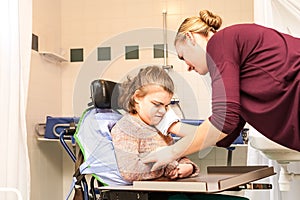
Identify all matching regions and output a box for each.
[134,85,173,126]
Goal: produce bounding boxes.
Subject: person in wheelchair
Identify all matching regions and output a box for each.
[111,66,200,183]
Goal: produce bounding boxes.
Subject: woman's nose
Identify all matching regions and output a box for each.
[185,62,192,71]
[186,63,195,71]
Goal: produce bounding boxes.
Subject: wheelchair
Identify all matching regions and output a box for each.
[60,79,251,200]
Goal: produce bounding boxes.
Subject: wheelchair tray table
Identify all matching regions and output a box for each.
[99,166,275,193]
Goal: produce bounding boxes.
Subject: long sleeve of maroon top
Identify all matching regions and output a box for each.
[206,23,300,151]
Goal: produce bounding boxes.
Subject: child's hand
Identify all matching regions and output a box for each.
[167,169,179,180]
[167,163,194,179]
[176,163,193,178]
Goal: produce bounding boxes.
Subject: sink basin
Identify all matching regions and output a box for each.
[248,130,300,191]
[249,132,300,163]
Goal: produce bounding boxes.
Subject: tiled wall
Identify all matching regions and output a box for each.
[60,0,254,118]
[28,0,254,199]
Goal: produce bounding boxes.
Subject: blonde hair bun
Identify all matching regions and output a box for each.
[199,10,222,31]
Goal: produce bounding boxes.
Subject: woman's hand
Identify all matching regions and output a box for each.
[142,146,178,171]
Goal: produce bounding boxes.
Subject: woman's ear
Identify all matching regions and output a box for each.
[185,32,196,45]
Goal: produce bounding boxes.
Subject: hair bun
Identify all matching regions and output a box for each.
[199,10,222,30]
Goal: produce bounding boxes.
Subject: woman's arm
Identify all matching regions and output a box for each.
[169,119,226,156]
[170,121,199,137]
[142,119,227,171]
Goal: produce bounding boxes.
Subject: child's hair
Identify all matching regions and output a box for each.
[119,66,174,114]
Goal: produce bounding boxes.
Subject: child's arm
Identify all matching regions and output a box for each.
[112,125,173,182]
[163,157,200,179]
[173,157,200,179]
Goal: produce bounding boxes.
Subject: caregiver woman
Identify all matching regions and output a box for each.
[143,10,300,170]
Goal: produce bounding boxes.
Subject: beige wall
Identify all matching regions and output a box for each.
[28,0,254,199]
[27,0,64,199]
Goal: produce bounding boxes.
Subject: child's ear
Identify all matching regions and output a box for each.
[133,89,142,103]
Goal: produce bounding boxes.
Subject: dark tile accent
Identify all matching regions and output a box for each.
[153,44,166,58]
[98,47,111,61]
[125,45,139,60]
[32,33,38,51]
[70,48,84,62]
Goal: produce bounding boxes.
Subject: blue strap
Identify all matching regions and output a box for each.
[65,177,77,200]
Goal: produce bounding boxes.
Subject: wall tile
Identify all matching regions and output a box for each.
[70,48,84,62]
[98,47,111,61]
[125,45,139,60]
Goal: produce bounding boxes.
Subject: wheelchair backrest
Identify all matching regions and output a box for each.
[73,79,130,186]
[90,79,121,110]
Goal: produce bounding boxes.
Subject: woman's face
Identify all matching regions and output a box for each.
[175,33,208,75]
[134,85,173,126]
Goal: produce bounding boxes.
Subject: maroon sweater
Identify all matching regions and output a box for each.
[206,24,300,151]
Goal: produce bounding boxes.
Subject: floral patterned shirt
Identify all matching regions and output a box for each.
[111,113,200,183]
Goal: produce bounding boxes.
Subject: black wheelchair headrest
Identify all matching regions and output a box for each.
[90,79,121,109]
